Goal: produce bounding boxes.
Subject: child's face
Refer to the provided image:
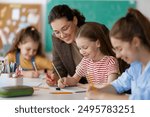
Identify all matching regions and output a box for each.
[76,37,100,61]
[110,37,138,64]
[18,37,39,60]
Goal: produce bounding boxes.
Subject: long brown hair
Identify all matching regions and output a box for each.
[110,8,150,51]
[76,22,129,73]
[48,4,85,27]
[6,26,45,57]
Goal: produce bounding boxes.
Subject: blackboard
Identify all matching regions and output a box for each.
[45,0,136,52]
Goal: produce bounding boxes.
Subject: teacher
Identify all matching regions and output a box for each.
[46,4,87,85]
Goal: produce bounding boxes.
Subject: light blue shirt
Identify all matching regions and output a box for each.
[112,61,150,100]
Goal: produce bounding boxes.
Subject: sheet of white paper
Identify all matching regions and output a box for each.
[59,86,86,93]
[0,77,42,87]
[51,86,86,93]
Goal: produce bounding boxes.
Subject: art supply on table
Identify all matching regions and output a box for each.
[50,91,73,94]
[56,87,61,90]
[51,63,65,90]
[75,90,86,93]
[87,72,94,86]
[84,72,95,99]
[61,86,86,93]
[0,85,34,97]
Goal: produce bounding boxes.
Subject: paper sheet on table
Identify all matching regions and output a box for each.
[60,86,86,93]
[0,78,42,87]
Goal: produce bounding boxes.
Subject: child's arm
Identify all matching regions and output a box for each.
[86,84,129,100]
[57,73,81,88]
[107,73,118,83]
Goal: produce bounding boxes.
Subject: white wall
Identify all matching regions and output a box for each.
[1,0,150,43]
[136,0,150,19]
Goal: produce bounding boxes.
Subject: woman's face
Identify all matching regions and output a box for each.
[51,17,77,44]
[110,37,139,64]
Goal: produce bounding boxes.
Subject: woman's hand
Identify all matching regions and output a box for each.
[46,71,58,86]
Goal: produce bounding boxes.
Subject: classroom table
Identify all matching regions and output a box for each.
[0,76,86,100]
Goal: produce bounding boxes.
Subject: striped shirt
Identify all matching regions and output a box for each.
[76,56,119,85]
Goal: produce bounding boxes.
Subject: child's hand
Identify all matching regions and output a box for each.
[14,66,23,78]
[58,77,68,88]
[46,72,57,86]
[57,78,67,88]
[32,71,40,78]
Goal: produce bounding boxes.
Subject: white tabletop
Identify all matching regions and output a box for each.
[0,77,86,100]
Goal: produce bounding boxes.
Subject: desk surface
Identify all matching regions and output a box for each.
[0,77,86,100]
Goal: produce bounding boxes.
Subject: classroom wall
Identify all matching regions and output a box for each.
[45,0,136,52]
[45,0,150,52]
[0,0,47,55]
[0,0,150,54]
[136,0,150,19]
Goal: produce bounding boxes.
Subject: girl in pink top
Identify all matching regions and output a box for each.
[58,22,126,88]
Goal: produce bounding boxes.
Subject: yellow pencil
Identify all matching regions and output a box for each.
[52,63,62,79]
[87,72,94,87]
[50,91,73,94]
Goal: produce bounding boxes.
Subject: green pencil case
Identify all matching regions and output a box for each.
[0,86,34,98]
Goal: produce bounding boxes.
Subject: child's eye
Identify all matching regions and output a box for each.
[113,47,122,53]
[26,49,30,51]
[83,46,88,49]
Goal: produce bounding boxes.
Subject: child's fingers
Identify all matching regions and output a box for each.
[58,78,65,88]
[62,78,68,86]
[33,71,40,78]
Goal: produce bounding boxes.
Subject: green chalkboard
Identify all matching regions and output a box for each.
[45,0,136,52]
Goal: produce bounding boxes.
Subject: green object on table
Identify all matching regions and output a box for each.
[0,86,34,97]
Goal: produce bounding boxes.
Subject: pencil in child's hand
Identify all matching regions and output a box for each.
[87,72,94,86]
[51,63,62,79]
[32,62,38,71]
[86,72,95,98]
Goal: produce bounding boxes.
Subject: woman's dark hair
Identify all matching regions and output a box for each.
[76,22,129,73]
[6,26,45,57]
[110,8,150,51]
[48,4,85,27]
